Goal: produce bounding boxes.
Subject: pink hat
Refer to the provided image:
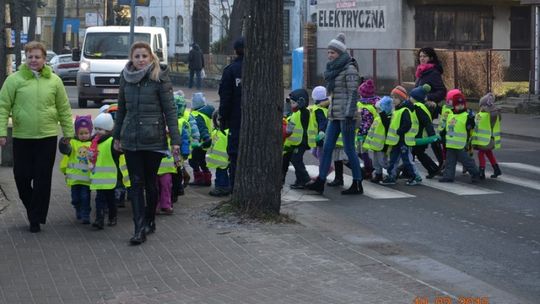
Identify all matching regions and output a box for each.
[358,79,375,98]
[74,115,93,134]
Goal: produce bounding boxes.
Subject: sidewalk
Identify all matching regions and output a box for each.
[500,113,540,142]
[0,158,448,304]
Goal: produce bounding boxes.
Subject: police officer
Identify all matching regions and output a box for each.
[218,37,244,191]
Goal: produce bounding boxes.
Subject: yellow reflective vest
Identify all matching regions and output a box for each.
[445,112,469,150]
[90,137,120,190]
[64,139,91,186]
[363,115,386,152]
[191,110,214,150]
[284,110,317,148]
[357,102,378,119]
[414,102,432,137]
[438,105,453,132]
[385,107,418,146]
[207,129,230,169]
[309,104,328,131]
[471,112,501,149]
[118,154,131,187]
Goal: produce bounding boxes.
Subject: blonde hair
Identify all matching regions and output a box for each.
[130,41,161,81]
[24,41,47,58]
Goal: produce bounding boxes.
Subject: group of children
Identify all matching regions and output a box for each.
[282,80,503,190]
[60,90,232,228]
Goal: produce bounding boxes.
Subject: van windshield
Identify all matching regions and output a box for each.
[83,33,151,59]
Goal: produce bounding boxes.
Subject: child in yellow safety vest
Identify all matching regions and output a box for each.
[380,86,423,186]
[472,93,502,179]
[310,86,330,162]
[356,79,380,179]
[189,92,214,186]
[59,115,93,224]
[172,90,195,199]
[208,111,231,197]
[283,88,317,189]
[88,113,130,229]
[363,96,392,184]
[439,92,481,183]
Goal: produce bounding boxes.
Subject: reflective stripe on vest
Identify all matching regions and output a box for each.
[90,138,118,190]
[207,129,230,169]
[363,115,386,151]
[65,139,92,186]
[445,112,469,149]
[385,107,417,146]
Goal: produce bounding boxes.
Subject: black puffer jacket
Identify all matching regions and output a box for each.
[113,63,181,151]
[415,65,447,103]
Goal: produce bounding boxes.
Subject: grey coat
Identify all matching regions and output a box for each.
[328,60,360,120]
[113,63,181,151]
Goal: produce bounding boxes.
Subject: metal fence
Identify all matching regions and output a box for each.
[316,48,533,99]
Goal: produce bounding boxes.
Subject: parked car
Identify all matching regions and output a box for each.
[50,54,79,82]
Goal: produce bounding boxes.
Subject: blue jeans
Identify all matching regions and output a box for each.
[71,185,91,221]
[215,167,230,189]
[387,143,415,179]
[319,119,362,181]
[189,69,202,90]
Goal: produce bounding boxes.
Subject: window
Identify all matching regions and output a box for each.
[137,16,144,26]
[163,16,170,45]
[176,15,184,45]
[150,16,157,27]
[221,14,228,39]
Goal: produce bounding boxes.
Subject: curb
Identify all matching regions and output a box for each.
[501,132,540,143]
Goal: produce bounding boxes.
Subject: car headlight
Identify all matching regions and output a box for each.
[79,60,90,72]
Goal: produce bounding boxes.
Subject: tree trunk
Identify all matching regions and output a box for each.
[228,0,246,51]
[0,0,7,86]
[106,0,114,25]
[27,0,37,41]
[53,0,65,54]
[192,0,209,53]
[232,0,283,217]
[12,0,22,68]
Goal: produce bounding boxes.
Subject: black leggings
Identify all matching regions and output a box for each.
[13,137,57,224]
[124,150,163,225]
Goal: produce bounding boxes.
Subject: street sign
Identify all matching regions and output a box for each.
[10,31,28,44]
[118,0,150,6]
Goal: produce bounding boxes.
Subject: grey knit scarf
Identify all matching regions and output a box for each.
[122,62,154,83]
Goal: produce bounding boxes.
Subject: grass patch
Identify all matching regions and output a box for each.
[493,81,529,97]
[209,200,297,224]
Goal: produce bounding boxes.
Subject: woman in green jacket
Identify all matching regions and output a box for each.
[0,41,74,233]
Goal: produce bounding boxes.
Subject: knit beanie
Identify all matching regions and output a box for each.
[358,79,375,98]
[175,92,187,117]
[328,33,347,54]
[376,96,393,114]
[479,92,497,111]
[451,93,467,110]
[191,92,206,110]
[74,115,93,134]
[98,104,110,114]
[311,86,328,103]
[390,85,408,101]
[445,89,461,104]
[409,84,432,102]
[93,113,114,131]
[233,37,245,51]
[289,88,309,109]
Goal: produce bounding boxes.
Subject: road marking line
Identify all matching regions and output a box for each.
[414,166,502,195]
[499,162,540,175]
[281,188,329,202]
[301,165,416,199]
[454,164,540,192]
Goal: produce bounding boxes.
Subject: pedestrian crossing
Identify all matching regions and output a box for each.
[284,163,540,202]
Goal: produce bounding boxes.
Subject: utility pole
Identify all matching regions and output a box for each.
[129,0,136,46]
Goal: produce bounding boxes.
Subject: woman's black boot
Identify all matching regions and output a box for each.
[341,180,363,195]
[305,177,325,194]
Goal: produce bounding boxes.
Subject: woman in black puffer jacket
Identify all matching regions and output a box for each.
[415,47,447,170]
[113,41,181,245]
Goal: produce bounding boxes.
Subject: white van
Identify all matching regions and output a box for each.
[74,26,167,108]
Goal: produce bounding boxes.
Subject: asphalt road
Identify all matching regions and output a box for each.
[284,137,540,304]
[66,84,540,303]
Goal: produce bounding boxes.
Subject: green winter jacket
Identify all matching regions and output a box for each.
[0,64,74,139]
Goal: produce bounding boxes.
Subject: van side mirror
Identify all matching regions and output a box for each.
[72,48,81,62]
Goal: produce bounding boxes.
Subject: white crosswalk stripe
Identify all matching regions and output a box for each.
[282,161,540,201]
[499,162,540,175]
